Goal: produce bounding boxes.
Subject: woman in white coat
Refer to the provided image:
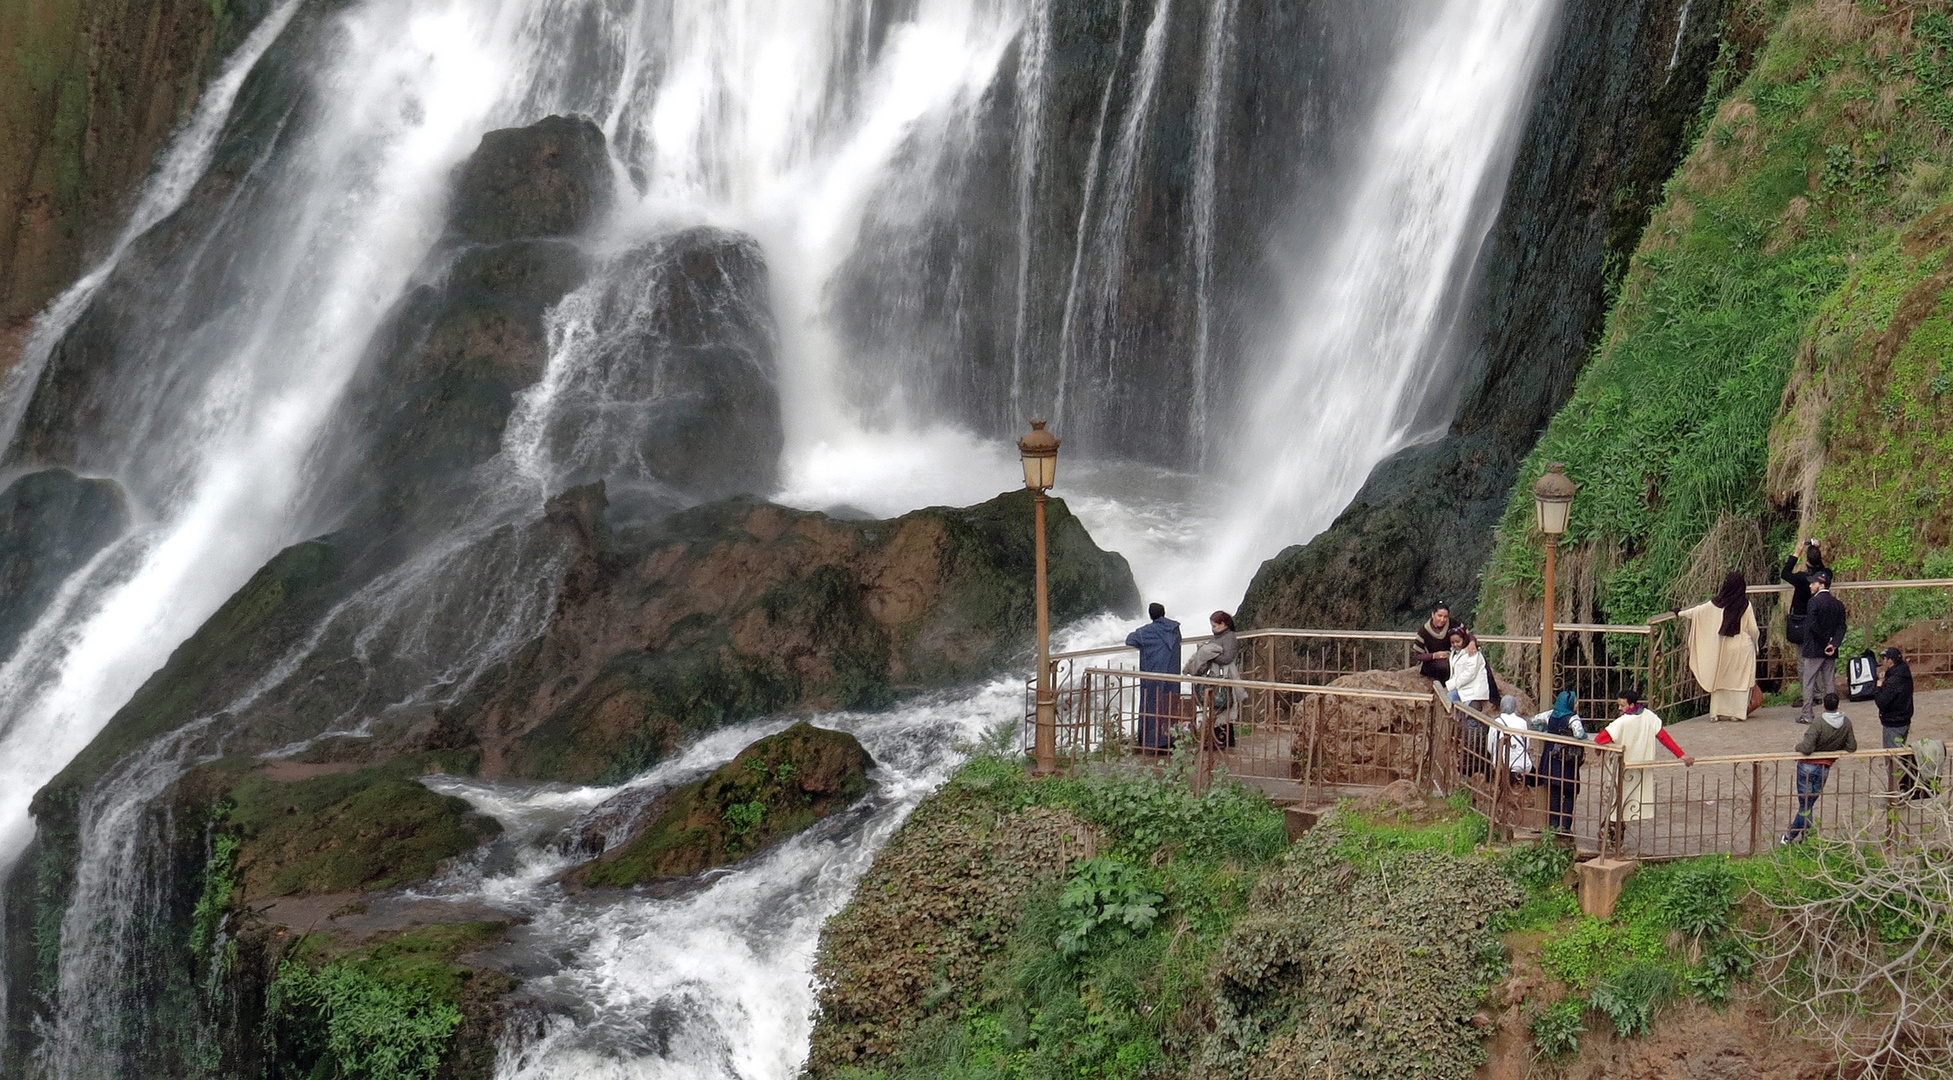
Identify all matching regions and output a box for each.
[1677,571,1760,721]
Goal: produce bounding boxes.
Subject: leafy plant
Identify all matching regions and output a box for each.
[1056,857,1163,957]
[1655,860,1738,939]
[1589,963,1674,1037]
[1528,998,1586,1060]
[1684,935,1753,1006]
[267,959,463,1080]
[189,831,240,954]
[724,800,764,835]
[1502,834,1575,893]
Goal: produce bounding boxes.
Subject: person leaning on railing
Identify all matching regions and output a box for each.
[1445,626,1493,776]
[1184,610,1241,749]
[1591,687,1695,843]
[1415,602,1452,682]
[1784,691,1857,845]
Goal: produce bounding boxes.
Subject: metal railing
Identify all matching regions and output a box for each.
[1027,666,1942,861]
[1033,579,1953,730]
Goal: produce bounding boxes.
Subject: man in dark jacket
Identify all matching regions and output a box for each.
[1799,570,1847,724]
[1875,646,1915,748]
[1781,539,1825,645]
[1127,603,1181,752]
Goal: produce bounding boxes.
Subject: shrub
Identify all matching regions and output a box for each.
[1056,857,1163,957]
[1589,963,1674,1038]
[1528,998,1586,1060]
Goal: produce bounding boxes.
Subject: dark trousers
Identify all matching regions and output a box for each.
[1787,761,1830,841]
[1137,681,1179,751]
[1546,773,1579,833]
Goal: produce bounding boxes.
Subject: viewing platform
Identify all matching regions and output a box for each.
[1024,580,1953,863]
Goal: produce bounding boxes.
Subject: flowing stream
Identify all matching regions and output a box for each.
[0,0,1565,1076]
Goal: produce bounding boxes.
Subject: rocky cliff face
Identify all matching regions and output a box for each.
[0,0,273,334]
[1238,0,1769,631]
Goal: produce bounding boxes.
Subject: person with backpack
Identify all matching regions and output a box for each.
[1782,539,1826,647]
[1533,690,1588,836]
[1799,570,1847,725]
[1785,692,1857,844]
[1184,610,1241,749]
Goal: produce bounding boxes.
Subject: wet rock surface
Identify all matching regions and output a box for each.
[569,722,872,887]
[0,468,130,662]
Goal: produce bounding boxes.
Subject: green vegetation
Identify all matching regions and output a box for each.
[266,923,510,1080]
[1481,0,1953,625]
[578,722,871,886]
[812,751,1537,1080]
[223,755,496,898]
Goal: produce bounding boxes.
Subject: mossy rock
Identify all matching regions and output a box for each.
[574,722,871,887]
[265,922,515,1080]
[224,759,499,898]
[0,468,130,661]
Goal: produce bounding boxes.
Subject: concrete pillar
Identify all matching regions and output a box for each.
[1576,857,1637,919]
[1284,805,1327,841]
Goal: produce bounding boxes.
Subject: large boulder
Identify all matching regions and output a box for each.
[447,114,613,244]
[498,485,1140,782]
[0,468,129,661]
[571,722,872,887]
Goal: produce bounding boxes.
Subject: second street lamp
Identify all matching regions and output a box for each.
[1019,421,1060,775]
[1533,462,1578,709]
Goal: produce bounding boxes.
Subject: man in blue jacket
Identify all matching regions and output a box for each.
[1799,570,1847,724]
[1127,603,1181,753]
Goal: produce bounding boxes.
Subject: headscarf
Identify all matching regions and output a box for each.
[1448,627,1474,652]
[1500,695,1520,715]
[1546,691,1579,738]
[1712,571,1749,637]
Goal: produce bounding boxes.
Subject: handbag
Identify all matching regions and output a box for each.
[1748,683,1765,715]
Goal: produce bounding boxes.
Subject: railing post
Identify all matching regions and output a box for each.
[1749,761,1761,856]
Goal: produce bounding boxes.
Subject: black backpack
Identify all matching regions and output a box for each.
[1847,650,1878,701]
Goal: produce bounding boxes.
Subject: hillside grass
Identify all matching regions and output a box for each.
[1481,0,1953,627]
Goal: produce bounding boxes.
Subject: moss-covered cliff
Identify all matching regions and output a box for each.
[1480,0,1953,631]
[0,0,273,331]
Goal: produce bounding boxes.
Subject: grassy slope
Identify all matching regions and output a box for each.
[806,754,1775,1079]
[1480,0,1953,628]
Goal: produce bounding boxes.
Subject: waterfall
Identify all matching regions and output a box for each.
[1188,0,1560,610]
[0,0,1578,1076]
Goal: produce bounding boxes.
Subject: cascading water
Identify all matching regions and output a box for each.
[0,0,1573,1076]
[1192,0,1559,607]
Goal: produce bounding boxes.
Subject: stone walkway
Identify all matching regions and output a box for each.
[1658,687,1953,757]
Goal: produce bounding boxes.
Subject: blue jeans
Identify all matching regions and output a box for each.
[1787,761,1830,842]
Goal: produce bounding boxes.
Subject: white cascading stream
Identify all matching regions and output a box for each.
[1186,0,1560,609]
[0,0,1569,1077]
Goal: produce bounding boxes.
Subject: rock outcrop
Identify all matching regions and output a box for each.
[0,467,129,661]
[0,0,275,329]
[572,722,872,887]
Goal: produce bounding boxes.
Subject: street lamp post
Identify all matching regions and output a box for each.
[1020,420,1060,775]
[1533,462,1578,709]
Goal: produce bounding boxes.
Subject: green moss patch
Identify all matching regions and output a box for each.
[576,722,871,886]
[225,758,498,899]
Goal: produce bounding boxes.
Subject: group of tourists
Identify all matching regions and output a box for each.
[1124,603,1241,755]
[1455,537,1928,846]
